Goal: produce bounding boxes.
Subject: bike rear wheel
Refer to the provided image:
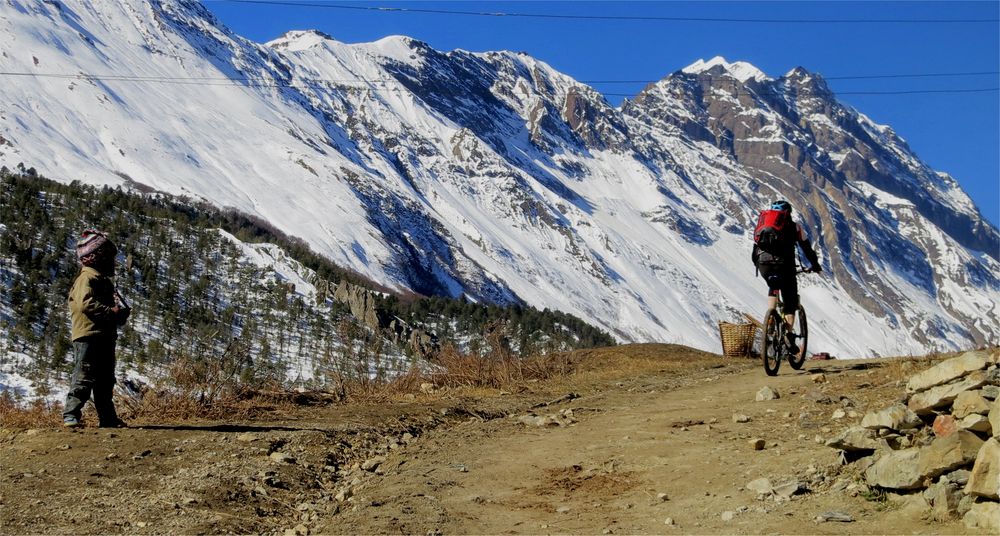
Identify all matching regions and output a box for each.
[788,305,808,370]
[761,308,782,376]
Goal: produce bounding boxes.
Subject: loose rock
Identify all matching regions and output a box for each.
[918,430,984,480]
[925,481,964,521]
[732,414,751,423]
[773,480,807,500]
[965,437,999,500]
[860,404,921,431]
[958,414,992,434]
[749,438,765,451]
[907,351,992,393]
[933,415,958,438]
[269,452,296,464]
[908,371,987,415]
[865,449,923,490]
[825,426,879,452]
[953,391,991,419]
[815,511,854,523]
[990,397,1000,439]
[755,386,780,401]
[361,456,386,472]
[746,478,773,495]
[963,502,1000,532]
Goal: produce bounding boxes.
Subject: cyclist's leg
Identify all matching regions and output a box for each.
[779,271,801,351]
[759,265,781,311]
[781,272,800,329]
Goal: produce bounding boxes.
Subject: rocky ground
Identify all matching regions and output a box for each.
[0,344,994,535]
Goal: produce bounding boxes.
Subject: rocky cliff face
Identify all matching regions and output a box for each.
[2,0,997,356]
[622,60,999,347]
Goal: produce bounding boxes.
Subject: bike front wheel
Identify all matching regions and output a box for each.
[788,305,808,370]
[761,308,782,376]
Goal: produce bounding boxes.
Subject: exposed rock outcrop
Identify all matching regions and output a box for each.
[827,349,999,524]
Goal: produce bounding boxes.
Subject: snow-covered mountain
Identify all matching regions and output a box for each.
[2,0,997,357]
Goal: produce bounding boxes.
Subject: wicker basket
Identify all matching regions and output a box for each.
[718,321,759,358]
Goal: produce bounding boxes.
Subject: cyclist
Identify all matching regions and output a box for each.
[752,200,822,354]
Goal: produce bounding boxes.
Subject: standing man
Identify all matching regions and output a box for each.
[752,200,821,354]
[63,230,130,428]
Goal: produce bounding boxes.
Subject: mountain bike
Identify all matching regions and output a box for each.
[760,270,809,376]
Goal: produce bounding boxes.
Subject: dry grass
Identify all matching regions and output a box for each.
[425,343,576,390]
[0,392,62,429]
[0,338,736,428]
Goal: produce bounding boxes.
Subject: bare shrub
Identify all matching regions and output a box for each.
[121,339,286,422]
[425,322,575,390]
[0,392,61,429]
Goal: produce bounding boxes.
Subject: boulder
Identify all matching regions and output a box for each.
[755,386,780,401]
[865,449,923,490]
[861,404,922,431]
[982,385,999,400]
[952,391,991,419]
[826,426,880,452]
[963,502,1000,533]
[908,372,987,415]
[907,351,992,393]
[918,431,985,480]
[965,437,1000,500]
[933,415,958,438]
[958,414,992,434]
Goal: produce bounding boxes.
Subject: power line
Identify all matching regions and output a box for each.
[214,0,1000,24]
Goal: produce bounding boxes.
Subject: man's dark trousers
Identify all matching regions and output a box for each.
[63,335,118,425]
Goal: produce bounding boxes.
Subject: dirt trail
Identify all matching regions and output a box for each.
[0,346,981,535]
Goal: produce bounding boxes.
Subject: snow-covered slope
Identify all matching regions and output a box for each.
[2,0,997,357]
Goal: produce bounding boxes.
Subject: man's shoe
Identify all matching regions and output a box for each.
[63,418,83,428]
[98,419,128,429]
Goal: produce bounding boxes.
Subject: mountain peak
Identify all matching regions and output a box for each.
[267,30,335,51]
[681,56,770,83]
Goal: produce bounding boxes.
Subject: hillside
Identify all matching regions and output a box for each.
[0,171,613,400]
[2,0,997,357]
[2,346,997,534]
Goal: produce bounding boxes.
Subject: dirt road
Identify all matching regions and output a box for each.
[0,345,978,534]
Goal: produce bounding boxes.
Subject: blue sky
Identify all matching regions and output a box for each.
[204,1,1000,228]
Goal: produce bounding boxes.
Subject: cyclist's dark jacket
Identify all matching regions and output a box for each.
[751,222,819,270]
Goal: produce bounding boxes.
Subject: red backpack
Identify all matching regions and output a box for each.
[754,209,793,255]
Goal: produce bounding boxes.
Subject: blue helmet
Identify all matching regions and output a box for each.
[771,200,792,213]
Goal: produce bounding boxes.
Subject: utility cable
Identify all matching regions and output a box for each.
[214,0,1000,24]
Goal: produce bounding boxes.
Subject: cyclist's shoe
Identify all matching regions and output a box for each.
[784,332,800,355]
